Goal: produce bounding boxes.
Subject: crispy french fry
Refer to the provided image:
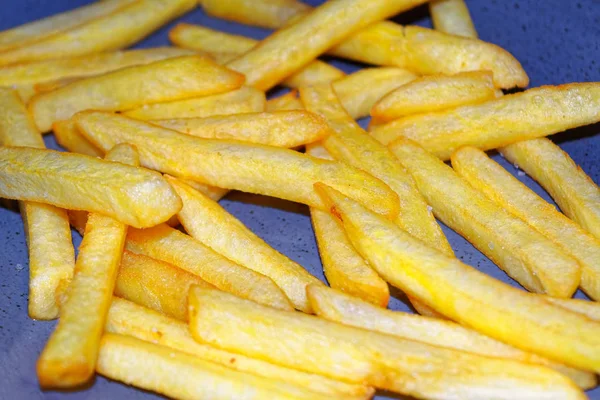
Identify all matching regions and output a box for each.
[124,86,265,120]
[178,178,229,202]
[0,89,75,320]
[373,83,600,159]
[501,138,600,242]
[0,0,136,53]
[115,251,213,321]
[0,147,181,228]
[76,111,400,218]
[371,71,497,122]
[307,285,597,390]
[155,111,329,148]
[390,139,580,297]
[429,0,477,38]
[0,0,196,67]
[452,146,600,300]
[225,0,428,91]
[125,223,293,311]
[36,145,134,388]
[53,120,103,157]
[201,0,527,89]
[166,177,322,313]
[30,56,243,132]
[547,297,600,322]
[189,287,585,399]
[266,90,303,112]
[13,84,37,103]
[315,183,600,373]
[106,298,373,399]
[170,24,345,87]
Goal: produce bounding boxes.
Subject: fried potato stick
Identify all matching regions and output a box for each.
[429,0,477,38]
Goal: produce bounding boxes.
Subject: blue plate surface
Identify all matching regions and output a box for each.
[0,1,598,399]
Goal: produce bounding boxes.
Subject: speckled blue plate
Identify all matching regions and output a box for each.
[0,1,598,399]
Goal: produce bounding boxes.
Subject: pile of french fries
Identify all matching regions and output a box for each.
[1,0,599,399]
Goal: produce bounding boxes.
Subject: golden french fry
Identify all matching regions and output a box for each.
[0,0,196,67]
[124,86,265,120]
[371,71,497,122]
[13,84,37,103]
[178,178,229,202]
[53,120,103,157]
[501,138,600,242]
[373,82,600,159]
[189,287,585,399]
[170,23,345,88]
[106,298,374,399]
[452,146,600,300]
[266,90,303,112]
[30,56,243,132]
[0,89,75,320]
[155,111,329,148]
[390,139,580,297]
[199,0,310,29]
[547,297,600,322]
[166,177,322,313]
[315,183,600,373]
[225,0,428,91]
[76,111,400,218]
[307,284,597,390]
[115,251,213,321]
[36,145,134,388]
[429,0,477,38]
[0,147,181,228]
[125,223,293,311]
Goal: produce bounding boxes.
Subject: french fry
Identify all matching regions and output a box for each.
[452,146,600,300]
[501,138,600,242]
[266,90,303,112]
[0,147,181,228]
[315,183,600,373]
[225,0,428,91]
[179,178,229,202]
[53,120,103,157]
[0,0,136,53]
[154,111,329,148]
[371,71,497,122]
[36,145,134,388]
[115,251,213,321]
[372,83,600,159]
[189,287,585,399]
[13,84,37,103]
[106,298,374,399]
[0,0,196,67]
[201,0,527,89]
[124,86,265,120]
[429,0,477,38]
[389,138,580,297]
[30,56,244,132]
[170,24,346,87]
[125,223,293,311]
[547,297,600,322]
[0,89,74,320]
[307,285,597,390]
[75,111,400,218]
[166,177,322,313]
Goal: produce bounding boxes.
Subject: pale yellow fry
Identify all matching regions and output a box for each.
[452,146,600,300]
[53,120,103,157]
[373,83,600,159]
[189,287,585,399]
[30,56,243,132]
[307,284,597,390]
[429,0,477,38]
[0,89,44,149]
[200,0,310,29]
[371,71,497,122]
[0,0,136,53]
[115,251,213,321]
[124,86,265,120]
[155,111,329,148]
[0,0,196,66]
[0,147,181,228]
[315,183,600,373]
[390,139,580,297]
[125,223,293,311]
[179,178,229,202]
[547,297,600,322]
[170,23,345,88]
[501,138,600,242]
[266,90,303,112]
[76,111,399,218]
[106,298,374,399]
[226,0,428,91]
[36,145,134,388]
[166,177,321,313]
[13,85,37,103]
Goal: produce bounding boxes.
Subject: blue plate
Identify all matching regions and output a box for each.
[0,1,598,399]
